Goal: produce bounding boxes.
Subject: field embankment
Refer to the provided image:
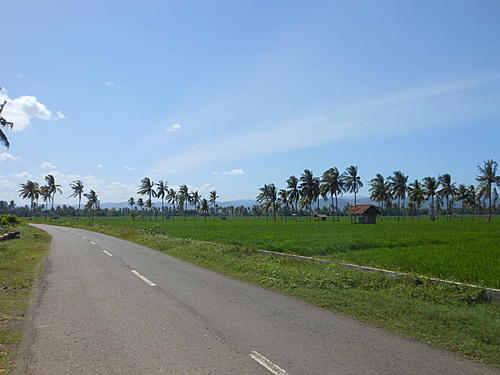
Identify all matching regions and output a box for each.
[42,216,500,288]
[34,220,500,365]
[0,224,50,373]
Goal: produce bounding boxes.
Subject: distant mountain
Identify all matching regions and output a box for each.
[92,196,373,210]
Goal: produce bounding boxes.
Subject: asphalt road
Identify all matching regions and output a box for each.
[18,224,497,374]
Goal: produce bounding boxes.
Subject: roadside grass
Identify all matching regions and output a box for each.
[41,216,500,288]
[0,225,50,374]
[40,221,500,365]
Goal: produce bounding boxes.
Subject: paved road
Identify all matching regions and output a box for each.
[18,224,497,374]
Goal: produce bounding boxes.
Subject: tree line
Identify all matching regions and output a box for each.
[256,160,499,222]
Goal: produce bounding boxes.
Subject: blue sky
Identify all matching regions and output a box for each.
[1,0,499,203]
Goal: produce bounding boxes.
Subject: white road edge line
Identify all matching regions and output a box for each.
[90,241,96,246]
[131,270,157,287]
[102,250,113,257]
[249,351,288,375]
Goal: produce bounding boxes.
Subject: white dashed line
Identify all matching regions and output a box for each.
[131,270,157,287]
[90,241,96,246]
[102,250,113,257]
[249,351,288,375]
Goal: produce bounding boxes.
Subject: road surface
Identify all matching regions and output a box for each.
[18,224,497,374]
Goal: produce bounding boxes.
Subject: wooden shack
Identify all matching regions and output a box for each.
[346,204,379,224]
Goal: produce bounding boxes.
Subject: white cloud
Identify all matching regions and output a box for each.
[223,169,245,176]
[55,110,66,119]
[123,165,136,171]
[166,123,182,132]
[41,161,56,169]
[105,81,115,87]
[0,152,21,161]
[13,171,32,179]
[0,88,64,131]
[97,164,104,168]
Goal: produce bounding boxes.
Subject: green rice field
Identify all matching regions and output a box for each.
[46,216,500,288]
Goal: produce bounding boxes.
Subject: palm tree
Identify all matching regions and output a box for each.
[145,199,153,213]
[200,198,210,221]
[84,190,99,220]
[69,180,84,219]
[370,174,386,211]
[286,176,300,217]
[127,197,135,219]
[321,167,345,222]
[39,185,51,218]
[456,184,468,221]
[138,177,156,219]
[136,198,144,218]
[343,166,363,206]
[256,183,278,222]
[278,189,290,219]
[178,185,189,220]
[438,174,457,220]
[423,177,439,219]
[190,190,201,221]
[299,169,320,219]
[45,174,62,219]
[155,180,168,220]
[408,179,425,217]
[476,159,500,222]
[167,188,177,220]
[209,190,218,220]
[388,171,408,221]
[465,185,477,221]
[0,101,13,148]
[19,180,39,219]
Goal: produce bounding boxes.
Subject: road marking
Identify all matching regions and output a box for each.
[102,250,113,257]
[131,270,157,287]
[90,241,96,246]
[249,351,288,375]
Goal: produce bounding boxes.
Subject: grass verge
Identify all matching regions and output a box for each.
[51,222,499,365]
[0,225,50,374]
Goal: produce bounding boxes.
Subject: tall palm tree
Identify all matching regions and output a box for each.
[127,197,135,219]
[278,189,290,219]
[69,180,84,219]
[299,169,320,219]
[465,185,477,221]
[19,180,39,219]
[476,159,500,223]
[209,190,218,220]
[343,166,363,206]
[200,198,210,221]
[178,185,189,220]
[438,174,457,220]
[256,183,278,222]
[0,101,14,148]
[84,190,99,220]
[388,171,408,221]
[138,177,155,219]
[45,174,61,219]
[190,190,201,221]
[136,198,144,218]
[286,176,300,217]
[155,180,168,220]
[321,167,345,222]
[39,185,52,218]
[456,184,468,221]
[369,174,386,211]
[408,179,425,217]
[423,177,439,219]
[167,188,177,220]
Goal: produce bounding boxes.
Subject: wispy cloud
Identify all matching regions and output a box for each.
[123,165,136,171]
[151,73,500,174]
[105,81,115,87]
[166,123,182,132]
[0,152,21,161]
[41,161,56,169]
[97,164,104,168]
[212,169,245,176]
[13,171,32,179]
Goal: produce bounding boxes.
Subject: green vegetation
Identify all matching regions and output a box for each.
[0,224,50,373]
[34,221,500,364]
[44,216,500,288]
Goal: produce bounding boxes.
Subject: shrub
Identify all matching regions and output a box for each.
[0,214,22,228]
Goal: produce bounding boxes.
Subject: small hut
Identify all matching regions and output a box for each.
[313,213,328,221]
[346,204,379,224]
